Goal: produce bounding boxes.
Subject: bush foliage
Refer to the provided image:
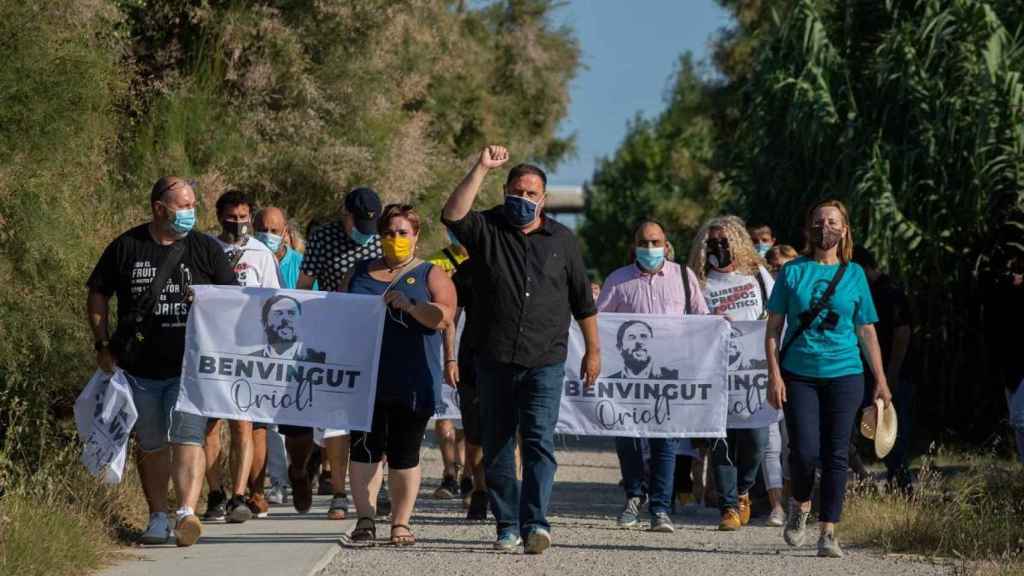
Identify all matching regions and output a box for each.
[0,0,579,486]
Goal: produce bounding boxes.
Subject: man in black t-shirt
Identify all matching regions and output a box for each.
[86,177,236,547]
[853,247,914,487]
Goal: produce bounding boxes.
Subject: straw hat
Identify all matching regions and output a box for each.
[860,398,898,458]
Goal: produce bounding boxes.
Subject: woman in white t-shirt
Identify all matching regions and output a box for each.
[688,215,776,531]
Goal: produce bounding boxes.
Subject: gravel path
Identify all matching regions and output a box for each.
[321,436,950,576]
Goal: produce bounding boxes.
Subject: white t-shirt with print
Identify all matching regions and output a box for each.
[213,235,283,289]
[703,266,775,321]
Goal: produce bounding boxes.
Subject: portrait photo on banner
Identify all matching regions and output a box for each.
[177,285,386,431]
[726,320,782,428]
[558,313,730,439]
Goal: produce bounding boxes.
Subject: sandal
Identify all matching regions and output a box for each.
[390,524,416,546]
[349,517,376,543]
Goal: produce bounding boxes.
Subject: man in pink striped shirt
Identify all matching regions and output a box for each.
[596,220,708,534]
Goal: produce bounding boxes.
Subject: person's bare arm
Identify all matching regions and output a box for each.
[765,311,786,409]
[384,266,456,331]
[577,315,601,389]
[443,309,461,388]
[86,289,115,372]
[857,323,892,406]
[442,146,509,222]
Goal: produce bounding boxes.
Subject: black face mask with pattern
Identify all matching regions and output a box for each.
[221,220,251,244]
[811,225,842,251]
[706,237,733,270]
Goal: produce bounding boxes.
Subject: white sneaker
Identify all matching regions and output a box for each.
[267,483,287,505]
[139,512,171,545]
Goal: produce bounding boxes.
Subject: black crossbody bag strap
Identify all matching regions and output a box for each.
[755,268,768,316]
[778,263,848,363]
[681,265,692,314]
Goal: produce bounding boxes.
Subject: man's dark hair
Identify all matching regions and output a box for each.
[852,245,878,270]
[505,163,547,190]
[616,319,653,349]
[216,189,254,217]
[262,295,303,326]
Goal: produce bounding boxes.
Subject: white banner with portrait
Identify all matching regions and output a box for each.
[557,314,730,438]
[726,321,783,429]
[177,286,386,431]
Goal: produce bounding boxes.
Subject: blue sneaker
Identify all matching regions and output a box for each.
[525,527,551,555]
[493,531,522,552]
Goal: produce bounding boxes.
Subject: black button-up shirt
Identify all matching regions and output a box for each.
[443,206,596,368]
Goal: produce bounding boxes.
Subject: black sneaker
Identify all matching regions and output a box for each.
[226,494,253,524]
[433,475,459,499]
[202,489,227,522]
[317,473,333,496]
[460,475,473,499]
[467,490,488,521]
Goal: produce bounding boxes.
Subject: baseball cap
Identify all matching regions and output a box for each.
[344,187,382,235]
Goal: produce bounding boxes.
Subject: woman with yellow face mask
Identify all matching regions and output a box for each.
[342,204,457,547]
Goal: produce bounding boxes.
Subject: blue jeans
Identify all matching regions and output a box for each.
[477,357,564,539]
[125,373,207,452]
[710,427,768,511]
[615,437,678,515]
[783,371,863,523]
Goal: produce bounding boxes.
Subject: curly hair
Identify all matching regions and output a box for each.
[688,215,766,286]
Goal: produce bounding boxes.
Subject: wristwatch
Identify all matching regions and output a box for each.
[94,339,110,352]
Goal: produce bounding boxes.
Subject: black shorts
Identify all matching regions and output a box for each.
[278,425,313,438]
[350,402,430,470]
[457,350,481,445]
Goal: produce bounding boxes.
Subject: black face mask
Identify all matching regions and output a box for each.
[811,225,842,251]
[221,220,251,243]
[706,237,733,270]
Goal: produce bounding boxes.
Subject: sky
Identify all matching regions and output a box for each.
[549,1,732,186]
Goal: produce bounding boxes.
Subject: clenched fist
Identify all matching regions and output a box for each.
[479,145,509,169]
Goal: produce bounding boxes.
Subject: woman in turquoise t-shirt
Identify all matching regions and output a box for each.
[764,200,892,559]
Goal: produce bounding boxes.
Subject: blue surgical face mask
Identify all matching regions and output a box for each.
[447,229,460,247]
[635,246,665,271]
[257,232,283,253]
[755,243,772,257]
[166,206,196,235]
[503,194,539,228]
[349,228,375,246]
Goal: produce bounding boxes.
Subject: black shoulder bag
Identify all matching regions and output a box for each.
[778,263,848,363]
[112,242,186,365]
[680,264,692,314]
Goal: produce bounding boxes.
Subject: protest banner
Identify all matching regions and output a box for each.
[557,314,730,438]
[726,320,783,429]
[178,286,386,431]
[75,369,137,484]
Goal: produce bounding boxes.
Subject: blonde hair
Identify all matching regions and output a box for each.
[688,215,765,286]
[803,199,854,263]
[767,244,798,262]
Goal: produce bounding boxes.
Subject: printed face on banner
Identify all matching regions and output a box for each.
[178,286,386,431]
[726,321,782,428]
[558,314,730,438]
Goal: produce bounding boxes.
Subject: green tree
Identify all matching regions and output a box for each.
[580,54,725,276]
[727,0,1024,439]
